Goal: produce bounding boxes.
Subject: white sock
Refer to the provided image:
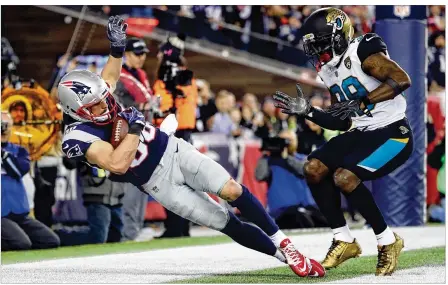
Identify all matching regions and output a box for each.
[376,227,396,246]
[269,230,288,248]
[274,250,287,263]
[332,225,355,243]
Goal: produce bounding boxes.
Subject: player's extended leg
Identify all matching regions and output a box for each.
[303,158,362,269]
[145,181,283,263]
[335,118,414,276]
[333,168,404,276]
[175,137,322,277]
[144,136,320,277]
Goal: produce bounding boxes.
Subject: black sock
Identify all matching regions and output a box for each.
[221,211,277,257]
[344,183,387,235]
[229,185,279,236]
[308,176,347,229]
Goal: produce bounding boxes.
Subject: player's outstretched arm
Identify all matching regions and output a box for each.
[85,135,140,175]
[101,16,128,91]
[361,52,411,107]
[273,84,352,131]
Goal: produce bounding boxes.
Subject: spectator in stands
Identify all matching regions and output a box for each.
[152,5,378,65]
[428,30,445,89]
[240,93,263,131]
[428,137,446,223]
[255,129,322,229]
[279,15,302,46]
[1,111,60,251]
[194,79,217,132]
[229,107,242,137]
[428,5,445,34]
[56,163,125,246]
[227,91,236,109]
[276,109,295,133]
[254,98,279,138]
[9,100,27,124]
[209,90,238,136]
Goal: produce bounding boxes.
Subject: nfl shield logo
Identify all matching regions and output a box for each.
[344,57,351,69]
[394,6,411,19]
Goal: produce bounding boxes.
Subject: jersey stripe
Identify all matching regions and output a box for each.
[62,129,101,143]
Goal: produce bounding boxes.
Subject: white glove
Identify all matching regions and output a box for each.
[160,114,178,136]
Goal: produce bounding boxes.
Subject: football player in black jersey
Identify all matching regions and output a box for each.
[273,7,413,276]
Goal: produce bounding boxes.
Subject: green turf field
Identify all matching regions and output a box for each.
[1,231,445,284]
[1,235,232,265]
[1,228,334,265]
[173,246,445,283]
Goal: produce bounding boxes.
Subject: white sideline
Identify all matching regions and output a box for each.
[1,226,445,283]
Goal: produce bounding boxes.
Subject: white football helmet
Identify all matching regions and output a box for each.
[57,70,118,125]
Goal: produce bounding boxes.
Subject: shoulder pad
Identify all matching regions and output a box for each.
[357,33,388,64]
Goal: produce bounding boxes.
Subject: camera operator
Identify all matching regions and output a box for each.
[1,111,60,251]
[255,130,323,229]
[56,161,125,245]
[153,34,198,238]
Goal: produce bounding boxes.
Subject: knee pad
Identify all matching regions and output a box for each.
[333,169,361,194]
[304,159,329,184]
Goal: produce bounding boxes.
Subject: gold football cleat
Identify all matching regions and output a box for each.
[321,239,362,269]
[376,233,404,276]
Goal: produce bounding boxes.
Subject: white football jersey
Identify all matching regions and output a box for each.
[318,33,407,130]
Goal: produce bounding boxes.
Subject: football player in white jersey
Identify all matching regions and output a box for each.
[273,8,413,276]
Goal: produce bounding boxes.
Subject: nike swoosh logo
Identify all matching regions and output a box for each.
[309,271,319,277]
[365,35,376,42]
[299,257,308,272]
[62,144,69,150]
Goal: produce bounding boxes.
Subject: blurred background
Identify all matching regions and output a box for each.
[1,5,445,248]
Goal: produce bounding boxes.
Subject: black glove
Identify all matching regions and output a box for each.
[273,84,311,116]
[107,16,128,58]
[326,99,373,120]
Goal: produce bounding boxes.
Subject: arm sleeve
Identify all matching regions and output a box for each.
[255,156,271,182]
[357,33,388,65]
[305,107,352,131]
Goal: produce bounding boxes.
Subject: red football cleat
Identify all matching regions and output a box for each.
[308,258,326,278]
[279,238,311,277]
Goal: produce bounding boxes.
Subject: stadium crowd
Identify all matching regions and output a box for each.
[1,5,445,250]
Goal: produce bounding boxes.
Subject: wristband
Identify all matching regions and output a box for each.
[128,123,144,135]
[110,44,125,58]
[385,78,403,95]
[361,96,371,107]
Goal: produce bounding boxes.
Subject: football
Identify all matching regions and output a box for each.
[110,117,129,148]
